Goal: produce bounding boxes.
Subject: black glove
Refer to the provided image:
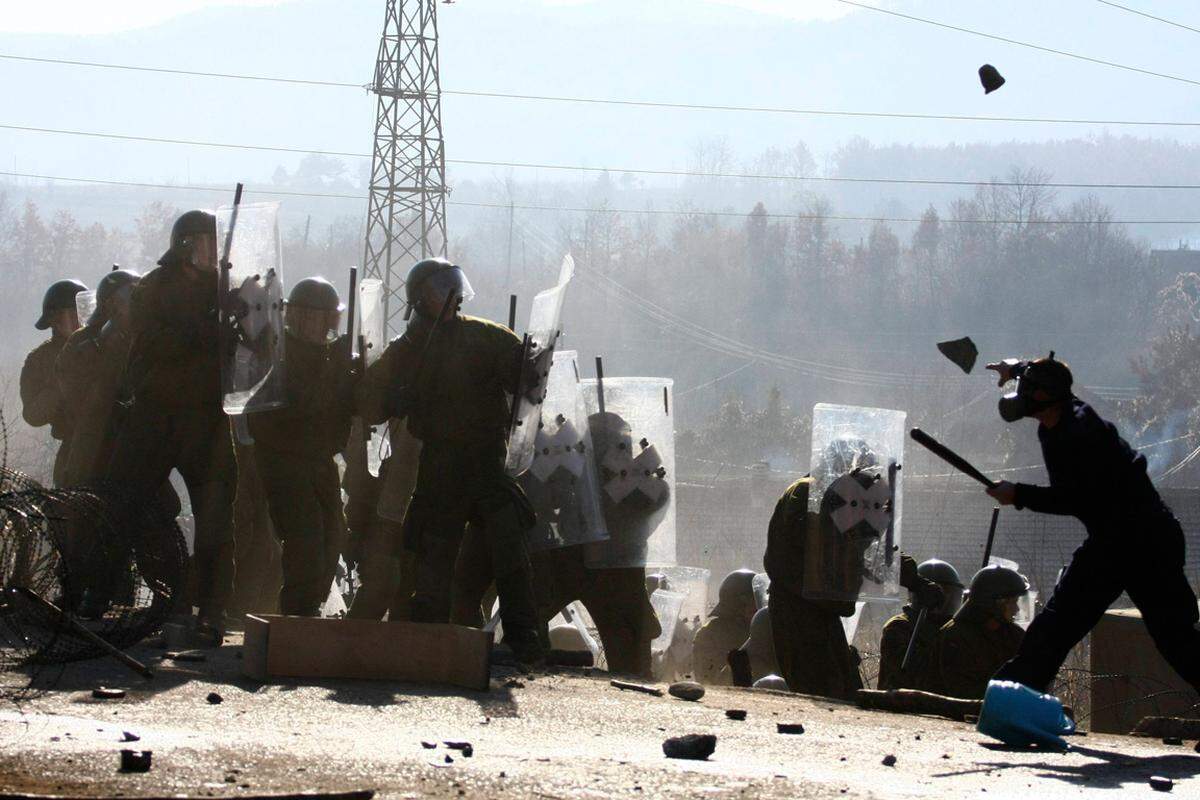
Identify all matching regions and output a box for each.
[913,578,945,611]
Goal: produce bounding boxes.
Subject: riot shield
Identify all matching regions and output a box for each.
[358,278,387,366]
[217,201,286,415]
[649,588,685,657]
[752,572,771,610]
[75,291,97,326]
[580,377,676,569]
[657,565,710,625]
[376,422,422,523]
[504,254,575,476]
[519,350,607,552]
[803,403,905,604]
[357,278,390,477]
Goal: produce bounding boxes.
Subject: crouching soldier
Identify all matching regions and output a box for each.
[248,277,356,616]
[691,569,758,685]
[878,558,964,690]
[924,564,1027,699]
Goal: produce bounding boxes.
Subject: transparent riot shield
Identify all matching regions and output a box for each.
[357,278,390,477]
[752,572,771,610]
[580,377,676,569]
[803,403,906,604]
[358,278,387,366]
[376,422,422,523]
[520,350,607,552]
[75,291,97,326]
[217,202,286,415]
[505,254,575,476]
[649,588,686,657]
[657,566,710,625]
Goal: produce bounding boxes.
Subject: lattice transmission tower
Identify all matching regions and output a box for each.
[362,0,448,336]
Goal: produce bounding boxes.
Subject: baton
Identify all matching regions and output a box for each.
[345,265,359,362]
[900,606,926,674]
[909,429,996,489]
[982,506,1000,568]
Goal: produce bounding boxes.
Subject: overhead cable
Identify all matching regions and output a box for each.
[832,0,1200,88]
[2,52,1200,127]
[1094,0,1200,36]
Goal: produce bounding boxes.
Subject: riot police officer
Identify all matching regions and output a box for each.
[925,564,1027,699]
[878,558,964,690]
[22,278,87,486]
[691,569,758,685]
[106,210,238,646]
[357,258,543,663]
[248,277,355,616]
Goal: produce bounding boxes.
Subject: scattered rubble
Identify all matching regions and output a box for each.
[662,734,717,761]
[882,754,898,767]
[669,681,705,702]
[725,709,747,721]
[1162,736,1183,746]
[776,723,805,735]
[1150,776,1174,792]
[421,741,437,749]
[165,650,207,663]
[611,679,663,697]
[445,741,474,757]
[119,749,152,773]
[206,692,223,705]
[92,687,125,700]
[120,731,140,742]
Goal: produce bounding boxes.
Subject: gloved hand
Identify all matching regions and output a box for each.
[912,578,945,611]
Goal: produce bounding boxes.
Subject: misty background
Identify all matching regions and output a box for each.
[3,0,1200,503]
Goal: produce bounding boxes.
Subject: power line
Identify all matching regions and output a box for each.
[1094,0,1200,36]
[8,122,1200,191]
[3,169,1200,225]
[3,51,1200,128]
[832,0,1200,88]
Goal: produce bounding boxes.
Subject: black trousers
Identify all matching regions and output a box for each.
[995,512,1200,694]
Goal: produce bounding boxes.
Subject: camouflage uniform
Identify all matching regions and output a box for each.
[691,614,750,686]
[105,263,237,626]
[877,605,952,691]
[358,314,539,647]
[924,600,1025,699]
[248,332,354,616]
[20,335,73,486]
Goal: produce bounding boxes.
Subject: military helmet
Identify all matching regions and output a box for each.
[403,257,474,319]
[968,564,1029,603]
[548,623,589,653]
[917,558,964,588]
[287,276,344,313]
[36,279,88,330]
[711,569,757,618]
[90,270,141,325]
[645,572,671,594]
[159,209,216,267]
[741,606,774,659]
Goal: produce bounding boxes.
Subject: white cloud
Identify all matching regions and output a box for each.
[0,0,289,35]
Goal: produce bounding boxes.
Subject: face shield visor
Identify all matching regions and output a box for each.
[407,266,475,321]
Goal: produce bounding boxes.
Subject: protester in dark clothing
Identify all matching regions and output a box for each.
[986,355,1200,695]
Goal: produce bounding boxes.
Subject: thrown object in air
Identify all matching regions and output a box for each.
[937,337,979,374]
[977,680,1075,749]
[979,64,1005,94]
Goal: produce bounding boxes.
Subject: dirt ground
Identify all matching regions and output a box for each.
[1,634,1198,799]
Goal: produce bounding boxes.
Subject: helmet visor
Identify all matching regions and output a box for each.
[416,266,474,317]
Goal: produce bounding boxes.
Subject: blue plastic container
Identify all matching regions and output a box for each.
[976,679,1076,750]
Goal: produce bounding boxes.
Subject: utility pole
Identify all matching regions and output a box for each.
[362,0,449,337]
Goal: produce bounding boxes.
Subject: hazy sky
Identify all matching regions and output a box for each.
[0,0,853,34]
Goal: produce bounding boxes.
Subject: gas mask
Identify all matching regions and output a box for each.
[997,353,1073,422]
